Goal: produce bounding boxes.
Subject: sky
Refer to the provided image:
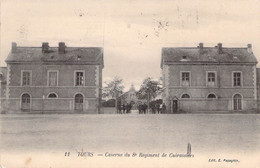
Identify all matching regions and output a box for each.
[1,0,260,91]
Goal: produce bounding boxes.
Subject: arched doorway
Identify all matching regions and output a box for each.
[233,94,242,110]
[21,93,31,111]
[75,93,84,111]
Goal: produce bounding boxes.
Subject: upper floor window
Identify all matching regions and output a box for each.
[48,71,58,86]
[233,72,242,87]
[207,71,216,87]
[21,71,31,86]
[181,72,190,86]
[75,71,84,86]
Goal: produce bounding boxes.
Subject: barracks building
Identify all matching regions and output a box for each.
[161,43,260,113]
[0,42,103,113]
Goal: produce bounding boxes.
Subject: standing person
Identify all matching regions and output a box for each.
[126,103,129,113]
[143,103,147,114]
[138,104,142,114]
[129,103,132,113]
[122,104,126,114]
[118,104,122,114]
[159,103,163,114]
[162,103,166,114]
[156,103,160,114]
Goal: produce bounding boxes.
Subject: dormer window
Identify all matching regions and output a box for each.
[182,56,187,59]
[77,55,82,60]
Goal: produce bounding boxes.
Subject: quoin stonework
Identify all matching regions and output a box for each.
[0,42,103,113]
[161,43,259,113]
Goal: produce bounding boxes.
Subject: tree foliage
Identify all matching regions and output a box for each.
[136,77,162,100]
[102,76,124,110]
[102,76,124,99]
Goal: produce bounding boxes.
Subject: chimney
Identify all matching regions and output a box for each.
[42,42,49,53]
[217,43,222,54]
[247,44,252,53]
[199,43,203,54]
[58,42,66,54]
[11,42,17,53]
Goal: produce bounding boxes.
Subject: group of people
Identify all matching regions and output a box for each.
[117,103,132,114]
[138,102,166,114]
[152,103,166,114]
[117,102,166,114]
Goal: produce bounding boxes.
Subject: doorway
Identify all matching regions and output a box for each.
[75,93,84,111]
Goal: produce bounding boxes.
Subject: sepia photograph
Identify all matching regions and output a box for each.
[0,0,260,167]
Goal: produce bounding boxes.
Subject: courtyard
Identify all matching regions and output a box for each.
[0,113,260,167]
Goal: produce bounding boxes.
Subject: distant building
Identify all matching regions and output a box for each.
[119,84,146,109]
[1,42,103,113]
[161,43,258,113]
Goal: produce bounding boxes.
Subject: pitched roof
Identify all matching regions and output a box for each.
[6,46,104,67]
[161,46,257,68]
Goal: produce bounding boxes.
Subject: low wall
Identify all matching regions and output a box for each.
[0,98,99,114]
[177,99,257,112]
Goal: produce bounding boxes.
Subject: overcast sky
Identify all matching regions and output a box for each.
[1,0,260,91]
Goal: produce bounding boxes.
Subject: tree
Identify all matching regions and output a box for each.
[102,76,124,112]
[136,77,162,112]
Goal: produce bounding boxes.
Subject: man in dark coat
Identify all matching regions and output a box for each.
[122,104,126,114]
[143,103,147,114]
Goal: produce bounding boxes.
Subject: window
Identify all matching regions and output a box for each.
[48,93,58,98]
[207,71,216,87]
[0,73,3,81]
[75,71,84,86]
[181,72,190,86]
[233,72,241,87]
[22,71,31,86]
[207,93,217,99]
[181,94,190,99]
[48,71,58,86]
[21,93,30,103]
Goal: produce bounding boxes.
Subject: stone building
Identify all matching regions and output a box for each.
[2,42,103,113]
[161,43,258,113]
[0,67,7,111]
[119,84,146,109]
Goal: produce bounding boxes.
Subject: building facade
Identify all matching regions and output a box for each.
[0,67,7,111]
[2,42,103,113]
[161,43,258,113]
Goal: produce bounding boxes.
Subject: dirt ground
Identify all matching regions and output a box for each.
[0,113,259,154]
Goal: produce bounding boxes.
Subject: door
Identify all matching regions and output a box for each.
[21,93,30,111]
[233,94,242,110]
[172,100,178,113]
[75,94,83,111]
